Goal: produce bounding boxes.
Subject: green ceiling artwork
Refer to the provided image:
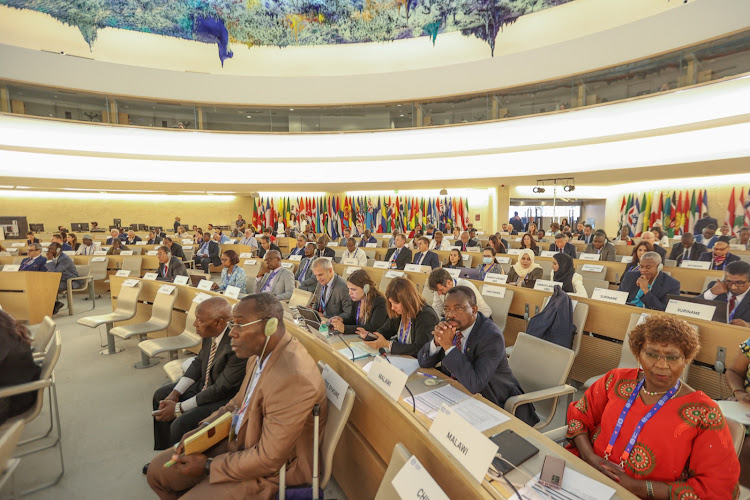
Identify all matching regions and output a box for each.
[1,0,573,64]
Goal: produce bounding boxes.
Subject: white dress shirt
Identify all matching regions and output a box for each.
[342,248,367,266]
[173,330,226,412]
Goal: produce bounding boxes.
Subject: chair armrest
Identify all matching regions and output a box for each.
[504,384,577,415]
[542,426,568,444]
[68,275,93,284]
[0,379,51,399]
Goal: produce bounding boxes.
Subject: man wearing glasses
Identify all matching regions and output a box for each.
[699,260,750,327]
[19,243,47,271]
[254,250,294,301]
[147,293,327,499]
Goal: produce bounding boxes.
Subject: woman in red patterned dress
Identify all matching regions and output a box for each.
[566,315,739,499]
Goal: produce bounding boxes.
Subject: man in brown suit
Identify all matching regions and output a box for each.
[147,293,327,500]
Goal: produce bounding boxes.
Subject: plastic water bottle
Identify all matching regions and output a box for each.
[318,323,329,338]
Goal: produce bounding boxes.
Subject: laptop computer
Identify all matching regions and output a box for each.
[459,268,482,281]
[189,274,209,287]
[297,306,323,324]
[665,295,728,323]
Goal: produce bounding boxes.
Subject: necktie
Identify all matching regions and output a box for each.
[462,243,467,251]
[163,264,168,277]
[417,253,424,265]
[682,249,687,262]
[319,285,328,312]
[203,338,218,390]
[20,258,32,271]
[298,259,310,282]
[453,331,464,353]
[391,249,400,268]
[729,295,737,320]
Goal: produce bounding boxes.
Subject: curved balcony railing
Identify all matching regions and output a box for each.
[1,30,749,133]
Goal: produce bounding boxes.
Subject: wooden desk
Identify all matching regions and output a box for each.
[107,276,633,500]
[0,271,61,324]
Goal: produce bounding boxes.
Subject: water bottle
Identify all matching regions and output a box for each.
[318,322,329,338]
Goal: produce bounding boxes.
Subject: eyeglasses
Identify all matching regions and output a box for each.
[226,318,263,330]
[725,280,748,287]
[642,351,683,365]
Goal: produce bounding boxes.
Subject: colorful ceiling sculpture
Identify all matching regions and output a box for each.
[1,0,573,64]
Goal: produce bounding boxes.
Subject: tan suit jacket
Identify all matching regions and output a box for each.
[207,331,327,499]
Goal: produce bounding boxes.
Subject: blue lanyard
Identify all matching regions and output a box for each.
[319,277,335,312]
[356,302,362,325]
[262,268,280,292]
[397,319,412,343]
[604,377,680,467]
[298,259,310,281]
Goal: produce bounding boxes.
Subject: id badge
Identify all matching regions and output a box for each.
[229,413,238,442]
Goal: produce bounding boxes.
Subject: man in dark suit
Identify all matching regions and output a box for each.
[314,237,335,259]
[45,242,80,314]
[125,230,142,246]
[155,246,188,282]
[257,235,282,259]
[412,237,440,269]
[295,243,318,292]
[578,224,593,244]
[697,236,740,270]
[194,232,221,274]
[150,297,245,453]
[338,228,353,246]
[509,212,524,234]
[146,230,162,245]
[105,229,120,245]
[640,231,667,261]
[51,234,72,252]
[583,232,616,261]
[173,217,181,234]
[384,234,412,270]
[699,261,750,327]
[668,232,706,265]
[549,232,577,258]
[19,243,47,271]
[618,252,681,311]
[163,237,186,261]
[695,225,719,249]
[417,287,539,427]
[358,229,377,247]
[693,213,718,236]
[287,235,307,258]
[457,232,478,252]
[310,258,352,318]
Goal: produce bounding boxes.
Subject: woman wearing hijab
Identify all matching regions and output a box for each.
[551,252,587,297]
[507,249,543,287]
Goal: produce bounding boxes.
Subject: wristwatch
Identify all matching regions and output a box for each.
[174,402,182,418]
[204,457,213,476]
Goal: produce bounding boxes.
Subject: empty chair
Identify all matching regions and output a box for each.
[31,316,56,362]
[0,331,63,494]
[182,247,194,261]
[289,288,313,309]
[373,443,411,500]
[128,246,143,255]
[12,256,24,265]
[88,256,109,283]
[726,417,745,457]
[421,284,435,307]
[505,332,576,430]
[162,356,197,384]
[701,276,715,295]
[78,281,144,355]
[138,301,202,362]
[110,286,179,368]
[582,278,609,298]
[578,266,607,281]
[120,256,143,277]
[0,419,25,500]
[378,272,403,293]
[63,265,96,315]
[481,285,514,333]
[316,362,355,489]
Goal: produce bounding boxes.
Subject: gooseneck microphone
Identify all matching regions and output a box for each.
[336,330,356,362]
[378,348,416,413]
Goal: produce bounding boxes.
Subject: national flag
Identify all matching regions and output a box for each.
[733,187,744,235]
[682,190,690,234]
[701,189,709,217]
[635,193,647,236]
[696,190,704,233]
[464,198,470,231]
[626,195,638,235]
[649,192,659,229]
[726,187,737,234]
[744,187,750,228]
[688,190,697,233]
[619,195,627,229]
[662,193,671,237]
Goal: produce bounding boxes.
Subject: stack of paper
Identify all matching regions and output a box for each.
[509,469,615,500]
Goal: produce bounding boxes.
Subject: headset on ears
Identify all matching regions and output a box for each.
[264,317,279,337]
[657,263,664,272]
[362,284,370,295]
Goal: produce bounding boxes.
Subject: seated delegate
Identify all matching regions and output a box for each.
[328,270,388,336]
[549,231,577,258]
[194,232,221,274]
[360,277,439,357]
[668,232,706,265]
[624,241,653,274]
[507,249,543,287]
[475,246,502,280]
[341,237,368,266]
[383,234,412,270]
[45,242,81,314]
[565,314,739,498]
[583,231,616,261]
[310,258,352,318]
[639,231,667,261]
[106,239,130,255]
[519,233,540,256]
[551,252,587,297]
[19,243,47,271]
[427,268,492,319]
[294,242,318,292]
[618,251,680,311]
[699,260,750,327]
[163,237,186,261]
[147,294,327,499]
[212,250,247,294]
[697,236,740,270]
[417,287,538,427]
[411,237,440,269]
[0,310,41,426]
[75,234,98,255]
[156,245,189,282]
[444,249,464,269]
[254,250,294,301]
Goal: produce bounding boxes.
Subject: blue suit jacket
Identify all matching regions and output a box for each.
[412,250,440,269]
[358,236,377,247]
[699,283,750,323]
[618,270,681,311]
[19,256,48,272]
[548,242,577,259]
[695,234,718,249]
[417,313,539,427]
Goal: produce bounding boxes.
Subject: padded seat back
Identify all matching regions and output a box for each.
[374,443,411,500]
[316,362,355,488]
[289,288,313,309]
[88,257,109,280]
[115,282,144,316]
[121,256,143,277]
[481,286,514,333]
[149,289,179,328]
[582,278,609,298]
[31,316,56,355]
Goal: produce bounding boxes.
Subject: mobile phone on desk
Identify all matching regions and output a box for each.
[539,455,566,489]
[363,333,378,342]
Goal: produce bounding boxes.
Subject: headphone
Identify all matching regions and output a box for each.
[657,263,664,272]
[263,317,279,337]
[362,284,370,295]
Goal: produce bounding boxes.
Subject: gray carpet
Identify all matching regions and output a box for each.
[3,293,346,499]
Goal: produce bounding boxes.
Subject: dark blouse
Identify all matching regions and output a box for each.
[0,330,41,425]
[377,305,440,357]
[342,295,388,335]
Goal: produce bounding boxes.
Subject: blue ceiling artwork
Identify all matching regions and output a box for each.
[0,0,573,65]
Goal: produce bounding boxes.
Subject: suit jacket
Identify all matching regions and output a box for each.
[287,246,306,259]
[583,242,616,261]
[697,252,741,270]
[314,247,335,259]
[257,243,281,259]
[412,250,440,269]
[377,305,439,357]
[208,333,327,498]
[169,242,186,261]
[126,236,142,245]
[342,296,388,334]
[183,329,246,406]
[651,244,667,261]
[457,240,478,252]
[693,217,718,235]
[173,221,181,233]
[156,256,188,281]
[19,256,48,272]
[294,257,317,292]
[106,237,118,244]
[618,270,681,311]
[417,313,539,427]
[699,284,750,324]
[255,267,295,301]
[578,234,593,244]
[668,242,707,264]
[197,240,222,266]
[311,274,352,318]
[384,247,412,270]
[695,234,719,249]
[358,236,377,247]
[45,253,80,288]
[548,242,577,259]
[147,237,162,245]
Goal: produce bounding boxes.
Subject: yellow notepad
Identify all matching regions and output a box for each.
[183,412,232,455]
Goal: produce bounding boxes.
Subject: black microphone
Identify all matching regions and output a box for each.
[378,348,416,413]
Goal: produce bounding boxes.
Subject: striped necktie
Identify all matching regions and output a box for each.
[203,338,218,390]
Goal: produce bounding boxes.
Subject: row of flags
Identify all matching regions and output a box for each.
[618,187,750,237]
[251,195,471,239]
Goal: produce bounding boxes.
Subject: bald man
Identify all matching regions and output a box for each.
[149,297,246,453]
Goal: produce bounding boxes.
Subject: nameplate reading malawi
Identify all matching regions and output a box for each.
[429,404,498,483]
[367,356,408,401]
[665,300,715,321]
[591,288,628,304]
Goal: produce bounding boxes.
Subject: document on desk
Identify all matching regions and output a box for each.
[361,356,418,376]
[449,398,510,432]
[339,342,377,361]
[405,385,471,419]
[509,469,615,500]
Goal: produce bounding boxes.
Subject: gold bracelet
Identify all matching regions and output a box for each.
[646,480,654,499]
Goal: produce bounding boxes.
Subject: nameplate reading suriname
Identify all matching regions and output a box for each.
[367,356,408,401]
[321,363,350,411]
[665,300,715,321]
[591,288,628,304]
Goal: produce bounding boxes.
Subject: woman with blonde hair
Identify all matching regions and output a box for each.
[361,277,439,357]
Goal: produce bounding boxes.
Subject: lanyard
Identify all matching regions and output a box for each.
[604,377,680,468]
[262,268,280,292]
[298,259,310,281]
[319,276,335,312]
[397,319,412,343]
[356,302,362,325]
